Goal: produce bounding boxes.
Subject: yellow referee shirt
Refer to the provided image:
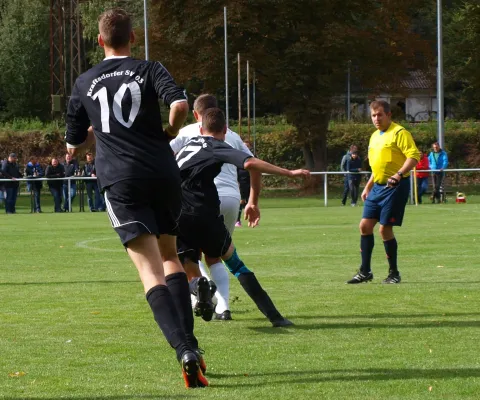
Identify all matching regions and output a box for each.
[368,122,420,184]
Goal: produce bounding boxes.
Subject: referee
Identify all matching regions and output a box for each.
[347,100,420,284]
[64,8,207,388]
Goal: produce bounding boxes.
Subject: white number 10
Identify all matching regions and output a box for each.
[92,81,141,133]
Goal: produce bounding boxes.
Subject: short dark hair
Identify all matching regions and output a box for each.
[98,9,132,48]
[193,94,218,116]
[202,108,226,134]
[370,100,391,114]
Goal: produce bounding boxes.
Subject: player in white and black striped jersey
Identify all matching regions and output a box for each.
[171,94,253,321]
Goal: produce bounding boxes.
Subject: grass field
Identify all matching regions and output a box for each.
[1,197,480,399]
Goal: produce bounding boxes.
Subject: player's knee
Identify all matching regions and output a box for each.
[359,220,374,235]
[379,225,393,240]
[223,248,251,277]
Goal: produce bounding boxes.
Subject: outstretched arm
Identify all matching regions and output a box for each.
[243,157,310,178]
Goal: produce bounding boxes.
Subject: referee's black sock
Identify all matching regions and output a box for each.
[383,238,398,273]
[360,234,374,274]
[146,284,190,361]
[165,272,198,350]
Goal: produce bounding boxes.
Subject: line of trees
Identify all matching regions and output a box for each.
[0,0,479,171]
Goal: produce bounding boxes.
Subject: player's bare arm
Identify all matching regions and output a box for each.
[361,173,375,201]
[67,126,95,156]
[243,157,310,178]
[243,168,261,227]
[165,101,189,138]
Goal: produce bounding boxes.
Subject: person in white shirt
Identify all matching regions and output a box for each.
[170,94,253,321]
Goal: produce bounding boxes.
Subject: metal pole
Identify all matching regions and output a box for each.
[437,0,444,148]
[224,7,229,126]
[253,70,256,155]
[247,60,250,142]
[238,53,241,136]
[68,178,72,212]
[347,60,351,121]
[324,173,328,207]
[144,0,149,60]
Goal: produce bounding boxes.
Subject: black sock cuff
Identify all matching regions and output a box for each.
[165,272,187,283]
[383,238,397,244]
[146,284,168,302]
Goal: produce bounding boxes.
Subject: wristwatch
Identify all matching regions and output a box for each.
[397,171,404,178]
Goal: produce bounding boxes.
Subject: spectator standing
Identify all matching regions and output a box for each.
[340,145,358,206]
[415,150,430,204]
[25,156,45,213]
[45,158,65,212]
[63,153,79,211]
[83,152,105,212]
[428,142,448,203]
[1,153,21,214]
[347,151,362,206]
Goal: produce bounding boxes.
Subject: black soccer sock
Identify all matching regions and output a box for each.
[237,272,283,322]
[166,272,199,350]
[383,238,398,273]
[360,234,374,274]
[146,284,190,361]
[237,208,242,222]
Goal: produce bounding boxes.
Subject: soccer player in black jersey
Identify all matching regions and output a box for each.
[176,108,310,327]
[64,9,207,389]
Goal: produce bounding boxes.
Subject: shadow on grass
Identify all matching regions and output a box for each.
[0,280,139,286]
[249,319,480,333]
[209,367,480,387]
[247,311,480,321]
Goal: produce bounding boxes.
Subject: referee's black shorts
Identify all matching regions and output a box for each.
[104,178,181,246]
[177,213,232,263]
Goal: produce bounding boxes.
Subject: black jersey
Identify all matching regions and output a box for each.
[176,136,252,216]
[65,56,187,190]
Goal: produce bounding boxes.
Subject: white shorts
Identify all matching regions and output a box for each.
[219,196,240,235]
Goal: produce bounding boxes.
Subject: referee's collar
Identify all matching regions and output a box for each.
[103,55,129,60]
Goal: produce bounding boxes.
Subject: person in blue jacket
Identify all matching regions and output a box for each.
[428,142,448,203]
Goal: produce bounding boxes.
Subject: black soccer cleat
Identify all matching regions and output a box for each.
[346,270,373,284]
[181,350,208,388]
[214,310,232,321]
[271,317,294,328]
[209,280,217,297]
[382,271,401,284]
[193,277,215,322]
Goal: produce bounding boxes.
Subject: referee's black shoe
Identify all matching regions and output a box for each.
[346,270,373,284]
[382,271,401,284]
[193,277,215,322]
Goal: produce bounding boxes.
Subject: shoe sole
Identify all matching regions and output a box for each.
[194,278,215,321]
[182,359,208,388]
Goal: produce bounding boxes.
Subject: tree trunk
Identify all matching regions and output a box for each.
[302,144,314,171]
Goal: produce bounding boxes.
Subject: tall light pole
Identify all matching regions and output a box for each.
[144,0,149,60]
[437,0,445,148]
[347,60,351,121]
[224,7,229,126]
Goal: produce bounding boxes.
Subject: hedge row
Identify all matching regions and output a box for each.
[1,120,479,174]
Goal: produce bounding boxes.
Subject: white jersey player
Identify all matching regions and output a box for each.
[170,94,253,320]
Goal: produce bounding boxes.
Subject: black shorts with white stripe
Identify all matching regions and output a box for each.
[104,178,181,246]
[177,213,232,263]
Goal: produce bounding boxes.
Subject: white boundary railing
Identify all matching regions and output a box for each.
[1,168,479,211]
[279,168,480,207]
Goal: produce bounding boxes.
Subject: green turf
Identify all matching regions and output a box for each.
[1,199,479,399]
